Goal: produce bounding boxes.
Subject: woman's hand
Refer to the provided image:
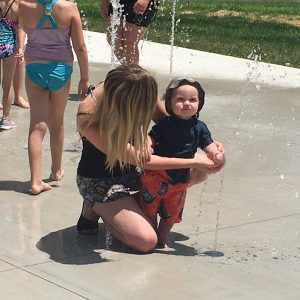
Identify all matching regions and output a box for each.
[192,152,215,170]
[193,151,225,174]
[133,0,150,14]
[188,148,226,187]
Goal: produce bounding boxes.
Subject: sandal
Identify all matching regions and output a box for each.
[77,214,99,235]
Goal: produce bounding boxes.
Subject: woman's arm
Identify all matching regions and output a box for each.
[78,113,215,172]
[144,152,215,171]
[77,86,216,172]
[78,116,215,172]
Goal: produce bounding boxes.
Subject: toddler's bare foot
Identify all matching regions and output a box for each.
[0,102,2,110]
[14,97,30,109]
[30,181,52,195]
[50,169,64,181]
[157,237,172,249]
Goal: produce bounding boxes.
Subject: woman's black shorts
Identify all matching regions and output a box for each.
[109,0,159,27]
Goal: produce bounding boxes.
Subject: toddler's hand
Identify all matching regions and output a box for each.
[214,152,225,164]
[207,152,226,174]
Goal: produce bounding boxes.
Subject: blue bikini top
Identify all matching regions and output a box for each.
[36,0,59,29]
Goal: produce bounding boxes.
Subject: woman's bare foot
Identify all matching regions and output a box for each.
[30,181,52,195]
[14,97,30,109]
[50,169,64,181]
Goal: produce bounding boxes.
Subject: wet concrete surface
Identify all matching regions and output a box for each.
[0,36,300,299]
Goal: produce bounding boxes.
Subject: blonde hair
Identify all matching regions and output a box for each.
[89,64,158,171]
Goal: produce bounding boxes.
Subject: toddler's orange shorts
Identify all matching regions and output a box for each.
[137,170,188,224]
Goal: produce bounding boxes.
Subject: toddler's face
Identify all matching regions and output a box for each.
[170,84,199,119]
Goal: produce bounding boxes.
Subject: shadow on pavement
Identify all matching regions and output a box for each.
[37,223,200,264]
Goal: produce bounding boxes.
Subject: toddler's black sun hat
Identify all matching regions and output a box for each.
[163,77,205,118]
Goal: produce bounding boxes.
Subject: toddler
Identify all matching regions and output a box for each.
[137,77,225,247]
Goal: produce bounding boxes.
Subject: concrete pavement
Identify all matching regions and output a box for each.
[0,32,300,299]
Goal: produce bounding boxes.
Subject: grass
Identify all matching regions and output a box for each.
[76,0,300,68]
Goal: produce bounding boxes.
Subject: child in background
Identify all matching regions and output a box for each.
[137,77,226,247]
[13,61,29,108]
[17,0,89,195]
[99,0,158,64]
[0,61,29,111]
[0,0,23,129]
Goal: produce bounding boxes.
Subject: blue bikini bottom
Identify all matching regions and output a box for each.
[26,61,73,91]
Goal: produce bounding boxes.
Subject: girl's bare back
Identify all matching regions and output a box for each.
[0,0,19,23]
[19,0,76,29]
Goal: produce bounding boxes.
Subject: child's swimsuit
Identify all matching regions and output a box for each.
[24,0,73,91]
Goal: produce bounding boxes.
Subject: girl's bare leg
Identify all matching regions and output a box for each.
[13,61,30,109]
[121,22,147,64]
[1,56,17,119]
[93,196,158,253]
[107,19,147,64]
[0,60,1,110]
[106,20,126,63]
[26,76,52,195]
[47,80,70,181]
